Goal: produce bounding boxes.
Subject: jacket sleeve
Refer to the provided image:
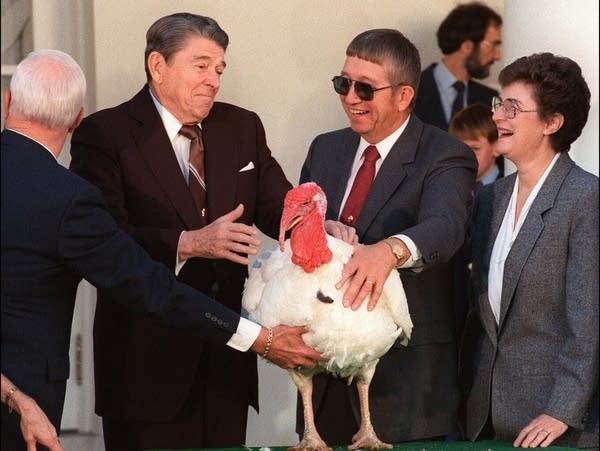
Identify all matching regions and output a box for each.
[545,184,599,429]
[402,141,477,267]
[57,182,239,344]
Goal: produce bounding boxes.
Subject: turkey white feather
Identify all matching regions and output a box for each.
[242,182,413,450]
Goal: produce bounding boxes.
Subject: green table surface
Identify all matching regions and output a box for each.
[151,440,579,451]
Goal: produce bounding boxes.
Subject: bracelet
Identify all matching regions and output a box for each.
[5,387,18,413]
[262,328,273,359]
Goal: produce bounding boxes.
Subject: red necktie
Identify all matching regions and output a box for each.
[179,125,207,224]
[340,145,380,226]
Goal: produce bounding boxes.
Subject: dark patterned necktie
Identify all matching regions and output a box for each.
[473,180,484,194]
[451,81,466,120]
[179,124,207,223]
[340,145,380,226]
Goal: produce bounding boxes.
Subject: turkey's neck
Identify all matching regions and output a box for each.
[290,214,332,273]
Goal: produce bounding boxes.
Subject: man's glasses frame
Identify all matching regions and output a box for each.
[491,96,537,119]
[332,75,403,101]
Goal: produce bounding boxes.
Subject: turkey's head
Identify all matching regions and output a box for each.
[279,182,333,273]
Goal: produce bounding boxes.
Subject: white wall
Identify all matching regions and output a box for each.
[503,0,599,175]
[91,0,503,188]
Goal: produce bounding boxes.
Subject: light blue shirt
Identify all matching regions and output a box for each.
[480,164,500,186]
[433,62,468,123]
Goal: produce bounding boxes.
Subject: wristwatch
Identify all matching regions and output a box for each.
[383,238,405,268]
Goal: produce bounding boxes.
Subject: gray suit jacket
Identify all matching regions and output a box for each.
[465,152,599,448]
[299,114,477,441]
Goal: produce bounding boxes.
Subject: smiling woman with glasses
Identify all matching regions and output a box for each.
[463,53,598,449]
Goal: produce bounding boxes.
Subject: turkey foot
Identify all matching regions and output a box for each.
[288,436,332,451]
[347,380,392,450]
[348,425,392,450]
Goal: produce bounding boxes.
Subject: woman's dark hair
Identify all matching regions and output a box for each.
[499,53,590,152]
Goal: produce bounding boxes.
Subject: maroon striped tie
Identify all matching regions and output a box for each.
[179,124,207,224]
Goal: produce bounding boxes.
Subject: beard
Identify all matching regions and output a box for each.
[466,46,491,79]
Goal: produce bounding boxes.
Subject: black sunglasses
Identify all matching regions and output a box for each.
[331,75,402,101]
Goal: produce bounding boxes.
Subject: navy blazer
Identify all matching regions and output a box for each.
[299,114,477,441]
[466,153,599,448]
[1,130,239,437]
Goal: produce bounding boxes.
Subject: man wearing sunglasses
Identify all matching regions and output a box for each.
[297,29,477,444]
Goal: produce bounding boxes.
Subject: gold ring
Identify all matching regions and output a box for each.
[541,429,549,435]
[364,280,374,285]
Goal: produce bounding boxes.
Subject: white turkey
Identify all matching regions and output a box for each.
[242,182,413,450]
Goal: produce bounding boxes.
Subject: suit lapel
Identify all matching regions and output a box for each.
[201,106,240,221]
[354,116,418,235]
[421,65,448,129]
[498,153,574,328]
[126,86,202,229]
[324,132,360,220]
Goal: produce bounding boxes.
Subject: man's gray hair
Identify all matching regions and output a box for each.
[10,49,86,129]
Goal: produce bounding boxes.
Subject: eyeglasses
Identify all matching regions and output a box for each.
[479,39,502,51]
[331,75,401,101]
[491,96,537,119]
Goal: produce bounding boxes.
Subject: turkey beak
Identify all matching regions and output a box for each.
[279,210,302,251]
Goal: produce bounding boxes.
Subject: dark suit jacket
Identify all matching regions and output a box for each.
[69,86,291,422]
[299,114,477,441]
[1,130,240,448]
[465,153,599,448]
[414,63,498,132]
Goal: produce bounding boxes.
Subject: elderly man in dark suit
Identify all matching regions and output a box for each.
[296,28,477,444]
[1,49,320,451]
[414,2,502,132]
[69,12,305,450]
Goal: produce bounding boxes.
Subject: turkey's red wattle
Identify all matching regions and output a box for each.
[289,212,332,273]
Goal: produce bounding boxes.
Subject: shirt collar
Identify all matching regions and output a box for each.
[357,115,411,161]
[433,61,460,92]
[148,89,201,142]
[480,164,500,185]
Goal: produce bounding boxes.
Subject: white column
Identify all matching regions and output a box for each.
[31,0,101,434]
[503,0,599,175]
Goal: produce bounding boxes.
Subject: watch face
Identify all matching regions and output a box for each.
[385,239,403,264]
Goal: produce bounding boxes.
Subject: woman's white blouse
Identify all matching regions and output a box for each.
[487,153,560,324]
